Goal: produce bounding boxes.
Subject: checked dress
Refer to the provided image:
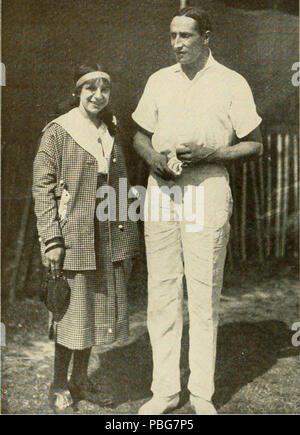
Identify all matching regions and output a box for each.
[33,112,139,350]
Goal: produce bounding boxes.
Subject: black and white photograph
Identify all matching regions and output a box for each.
[1,0,299,417]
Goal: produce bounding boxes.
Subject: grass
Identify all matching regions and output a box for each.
[1,259,299,414]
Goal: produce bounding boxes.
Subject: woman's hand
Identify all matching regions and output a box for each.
[176,143,216,165]
[44,247,65,279]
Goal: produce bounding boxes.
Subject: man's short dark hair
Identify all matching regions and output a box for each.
[173,6,213,35]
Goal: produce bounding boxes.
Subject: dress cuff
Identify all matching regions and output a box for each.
[44,243,64,254]
[45,237,64,246]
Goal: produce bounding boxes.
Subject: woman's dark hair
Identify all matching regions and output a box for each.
[173,6,213,35]
[71,62,116,135]
[72,62,108,89]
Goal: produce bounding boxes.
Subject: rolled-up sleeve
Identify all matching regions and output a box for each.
[132,75,158,134]
[32,125,62,244]
[229,77,262,139]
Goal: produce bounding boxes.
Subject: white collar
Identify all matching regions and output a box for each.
[173,50,217,74]
[43,108,115,162]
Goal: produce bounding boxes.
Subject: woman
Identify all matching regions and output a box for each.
[33,62,139,412]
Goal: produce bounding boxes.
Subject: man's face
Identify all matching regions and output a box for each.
[170,16,208,65]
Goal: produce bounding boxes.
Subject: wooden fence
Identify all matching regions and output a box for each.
[227,127,299,266]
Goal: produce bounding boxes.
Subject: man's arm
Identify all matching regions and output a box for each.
[205,126,263,164]
[133,128,175,180]
[177,126,263,166]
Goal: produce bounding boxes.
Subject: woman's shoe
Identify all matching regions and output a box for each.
[68,379,115,408]
[48,383,73,413]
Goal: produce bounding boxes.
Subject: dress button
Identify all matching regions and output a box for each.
[112,158,117,163]
[108,328,113,333]
[118,224,124,231]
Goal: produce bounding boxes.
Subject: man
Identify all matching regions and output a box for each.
[132,6,262,415]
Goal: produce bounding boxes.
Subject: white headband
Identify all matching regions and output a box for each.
[76,71,111,88]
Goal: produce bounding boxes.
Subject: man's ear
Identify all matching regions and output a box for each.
[203,30,211,44]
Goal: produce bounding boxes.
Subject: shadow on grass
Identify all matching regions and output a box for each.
[90,319,299,409]
[91,332,153,405]
[213,320,299,409]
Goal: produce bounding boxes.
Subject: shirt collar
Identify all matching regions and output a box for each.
[173,50,217,74]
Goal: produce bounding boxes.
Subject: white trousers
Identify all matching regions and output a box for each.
[144,169,232,400]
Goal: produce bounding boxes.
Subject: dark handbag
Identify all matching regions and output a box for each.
[41,271,70,320]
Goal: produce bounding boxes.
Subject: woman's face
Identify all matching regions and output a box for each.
[79,77,111,116]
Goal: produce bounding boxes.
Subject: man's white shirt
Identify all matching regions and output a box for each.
[132,51,262,153]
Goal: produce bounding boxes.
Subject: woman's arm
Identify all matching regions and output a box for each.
[32,125,65,276]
